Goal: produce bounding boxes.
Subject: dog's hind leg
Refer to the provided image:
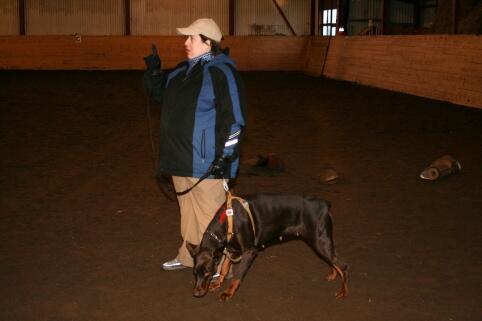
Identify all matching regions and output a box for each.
[311,233,349,298]
[330,256,349,298]
[326,266,338,281]
[315,247,349,298]
[308,209,349,298]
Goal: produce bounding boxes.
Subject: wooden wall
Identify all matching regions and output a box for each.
[0,35,309,71]
[303,36,331,77]
[0,35,480,108]
[323,35,482,109]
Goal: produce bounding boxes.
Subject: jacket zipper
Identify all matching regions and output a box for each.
[201,129,206,163]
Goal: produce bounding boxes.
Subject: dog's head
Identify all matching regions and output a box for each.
[186,241,225,297]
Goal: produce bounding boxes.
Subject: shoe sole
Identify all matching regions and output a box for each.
[161,265,188,271]
[211,272,233,282]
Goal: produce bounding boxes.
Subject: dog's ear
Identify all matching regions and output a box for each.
[186,241,199,257]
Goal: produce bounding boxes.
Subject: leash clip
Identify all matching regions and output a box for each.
[226,208,233,216]
[223,179,229,192]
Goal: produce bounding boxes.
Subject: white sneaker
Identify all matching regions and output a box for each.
[162,258,188,270]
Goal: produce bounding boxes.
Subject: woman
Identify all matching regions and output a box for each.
[143,18,247,271]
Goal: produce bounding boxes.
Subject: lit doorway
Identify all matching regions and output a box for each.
[320,2,337,36]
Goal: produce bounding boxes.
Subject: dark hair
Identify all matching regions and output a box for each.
[200,34,223,55]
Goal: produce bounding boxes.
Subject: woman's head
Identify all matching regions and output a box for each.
[177,18,223,58]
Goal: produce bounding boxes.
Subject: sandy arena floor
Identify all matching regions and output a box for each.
[1,70,481,321]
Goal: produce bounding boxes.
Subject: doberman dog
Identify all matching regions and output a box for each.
[186,193,349,301]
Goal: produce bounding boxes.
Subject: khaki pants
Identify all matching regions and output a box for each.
[172,176,227,267]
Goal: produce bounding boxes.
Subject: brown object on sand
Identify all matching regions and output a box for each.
[420,155,461,180]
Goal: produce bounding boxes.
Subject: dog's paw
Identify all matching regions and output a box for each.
[335,289,348,298]
[209,282,222,292]
[217,279,240,301]
[218,291,234,301]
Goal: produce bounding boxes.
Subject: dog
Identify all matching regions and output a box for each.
[186,193,349,301]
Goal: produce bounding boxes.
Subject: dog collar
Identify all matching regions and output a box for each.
[205,229,224,247]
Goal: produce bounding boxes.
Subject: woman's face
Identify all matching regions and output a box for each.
[184,35,211,60]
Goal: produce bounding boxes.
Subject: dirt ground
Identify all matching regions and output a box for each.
[1,70,481,321]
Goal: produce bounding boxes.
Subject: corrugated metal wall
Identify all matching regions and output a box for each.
[130,0,229,36]
[0,0,309,36]
[25,0,125,35]
[347,0,382,35]
[0,0,20,35]
[0,0,432,37]
[390,0,414,34]
[235,0,311,36]
[421,0,437,28]
[391,0,413,24]
[347,0,417,35]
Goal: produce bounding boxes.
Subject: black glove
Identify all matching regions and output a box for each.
[208,155,229,178]
[143,44,161,76]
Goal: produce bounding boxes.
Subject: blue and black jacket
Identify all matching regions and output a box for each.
[146,52,247,179]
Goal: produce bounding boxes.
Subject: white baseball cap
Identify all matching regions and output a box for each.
[177,18,222,42]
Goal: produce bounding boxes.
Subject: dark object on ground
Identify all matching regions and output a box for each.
[420,155,461,180]
[319,169,340,185]
[239,153,284,176]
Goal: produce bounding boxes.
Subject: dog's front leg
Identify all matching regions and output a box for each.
[209,256,232,291]
[218,251,257,301]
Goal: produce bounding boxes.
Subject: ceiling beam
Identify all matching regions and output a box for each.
[272,0,297,36]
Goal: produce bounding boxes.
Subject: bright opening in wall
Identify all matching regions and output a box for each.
[322,9,337,36]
